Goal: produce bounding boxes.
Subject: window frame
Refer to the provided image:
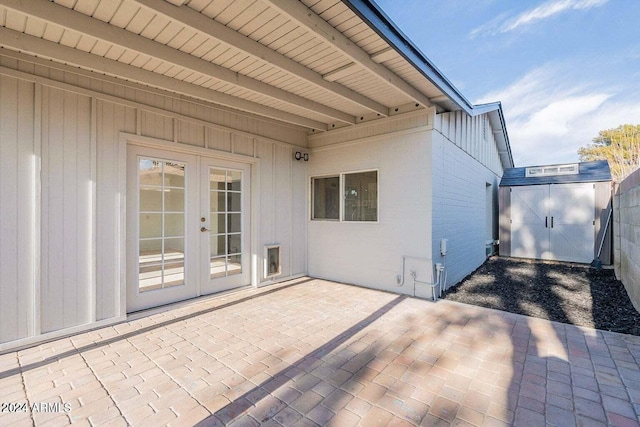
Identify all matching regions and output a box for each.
[310,169,379,223]
[310,174,341,221]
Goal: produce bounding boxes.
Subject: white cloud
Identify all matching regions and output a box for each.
[478,66,640,167]
[470,0,609,37]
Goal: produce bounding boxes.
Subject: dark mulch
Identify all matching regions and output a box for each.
[441,257,640,336]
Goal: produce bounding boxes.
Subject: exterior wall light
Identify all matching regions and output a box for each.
[294,151,309,161]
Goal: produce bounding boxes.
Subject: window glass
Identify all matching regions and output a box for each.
[208,167,243,278]
[138,158,186,291]
[344,171,378,221]
[312,177,339,220]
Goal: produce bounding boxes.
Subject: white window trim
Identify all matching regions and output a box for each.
[310,169,379,223]
[310,174,340,221]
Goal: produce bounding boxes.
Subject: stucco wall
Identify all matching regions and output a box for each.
[614,169,640,311]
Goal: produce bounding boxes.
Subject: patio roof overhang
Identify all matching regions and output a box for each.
[0,0,513,168]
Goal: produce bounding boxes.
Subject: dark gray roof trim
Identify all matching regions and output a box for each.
[500,160,612,187]
[342,0,514,168]
[342,0,474,115]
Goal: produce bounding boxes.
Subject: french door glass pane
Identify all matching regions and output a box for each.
[209,167,243,278]
[138,158,186,292]
[210,257,226,278]
[140,214,162,239]
[139,159,162,185]
[210,169,226,190]
[139,187,162,211]
[228,192,241,212]
[164,189,185,212]
[211,213,226,234]
[228,171,242,191]
[228,234,241,255]
[211,191,225,212]
[163,262,185,287]
[211,235,226,257]
[228,255,242,276]
[164,162,185,187]
[227,213,241,233]
[164,213,184,237]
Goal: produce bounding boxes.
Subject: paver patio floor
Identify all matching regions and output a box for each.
[1,277,640,426]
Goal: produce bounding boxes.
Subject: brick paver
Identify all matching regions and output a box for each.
[1,277,640,426]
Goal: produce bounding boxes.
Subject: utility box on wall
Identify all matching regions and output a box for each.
[499,161,612,264]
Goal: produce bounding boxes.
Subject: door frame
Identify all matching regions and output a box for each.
[118,132,260,314]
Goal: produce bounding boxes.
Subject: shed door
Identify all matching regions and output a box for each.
[549,183,595,263]
[510,186,550,259]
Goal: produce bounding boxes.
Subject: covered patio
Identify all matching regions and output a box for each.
[1,277,639,426]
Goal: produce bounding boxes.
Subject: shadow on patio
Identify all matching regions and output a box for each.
[2,275,640,425]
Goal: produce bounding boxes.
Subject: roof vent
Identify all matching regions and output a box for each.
[525,163,578,177]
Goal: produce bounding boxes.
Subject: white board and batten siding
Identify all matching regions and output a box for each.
[307,111,434,295]
[0,75,36,344]
[0,55,308,350]
[434,111,504,177]
[432,112,503,287]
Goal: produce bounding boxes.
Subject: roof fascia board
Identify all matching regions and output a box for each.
[0,26,328,131]
[132,0,389,117]
[486,106,514,169]
[342,0,474,114]
[0,0,352,125]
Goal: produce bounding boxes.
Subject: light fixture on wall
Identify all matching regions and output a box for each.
[294,151,309,161]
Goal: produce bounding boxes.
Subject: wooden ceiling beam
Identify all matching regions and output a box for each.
[0,0,352,125]
[133,0,389,117]
[0,26,328,130]
[265,0,434,109]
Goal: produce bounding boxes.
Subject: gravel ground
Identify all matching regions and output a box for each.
[442,256,640,336]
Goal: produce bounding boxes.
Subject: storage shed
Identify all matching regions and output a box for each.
[499,160,612,264]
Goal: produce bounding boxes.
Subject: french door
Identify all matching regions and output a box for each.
[199,157,251,295]
[127,145,250,312]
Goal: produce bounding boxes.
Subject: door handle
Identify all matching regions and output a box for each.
[200,227,210,232]
[545,216,548,228]
[551,217,554,228]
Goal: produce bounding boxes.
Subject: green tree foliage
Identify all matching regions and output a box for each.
[578,124,640,182]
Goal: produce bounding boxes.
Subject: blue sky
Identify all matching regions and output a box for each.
[375,0,640,167]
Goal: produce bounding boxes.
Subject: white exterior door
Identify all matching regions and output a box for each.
[199,158,251,295]
[510,185,550,259]
[549,183,595,263]
[127,145,251,312]
[510,183,595,263]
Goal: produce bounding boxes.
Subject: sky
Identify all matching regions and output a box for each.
[375,0,640,167]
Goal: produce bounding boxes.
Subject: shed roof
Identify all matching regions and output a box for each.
[500,160,612,187]
[0,0,513,168]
